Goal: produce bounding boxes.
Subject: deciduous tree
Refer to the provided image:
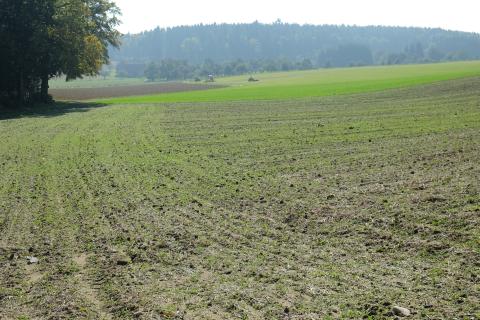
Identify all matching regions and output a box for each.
[0,0,121,106]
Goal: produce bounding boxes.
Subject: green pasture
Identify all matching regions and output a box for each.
[100,61,480,103]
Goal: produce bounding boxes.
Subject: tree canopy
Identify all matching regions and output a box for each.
[0,0,121,106]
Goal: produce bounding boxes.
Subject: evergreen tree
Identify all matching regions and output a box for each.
[112,23,480,69]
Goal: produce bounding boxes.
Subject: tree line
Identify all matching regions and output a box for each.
[112,22,480,73]
[119,58,315,81]
[0,0,121,107]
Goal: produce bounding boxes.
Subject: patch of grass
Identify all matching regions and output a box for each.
[100,61,480,103]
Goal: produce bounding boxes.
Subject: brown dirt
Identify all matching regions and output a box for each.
[26,264,44,284]
[50,82,224,101]
[73,253,113,320]
[73,253,89,268]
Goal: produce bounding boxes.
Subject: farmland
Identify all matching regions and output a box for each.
[101,61,480,103]
[48,77,150,89]
[50,83,222,101]
[0,63,480,319]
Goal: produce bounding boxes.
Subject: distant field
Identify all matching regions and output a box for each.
[1,77,479,319]
[49,76,148,89]
[100,61,480,103]
[50,83,223,101]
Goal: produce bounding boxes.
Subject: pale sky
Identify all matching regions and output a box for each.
[115,0,480,34]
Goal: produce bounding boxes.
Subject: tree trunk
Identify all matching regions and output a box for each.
[18,71,25,106]
[40,74,50,102]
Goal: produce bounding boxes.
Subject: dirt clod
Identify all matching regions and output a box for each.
[115,255,132,266]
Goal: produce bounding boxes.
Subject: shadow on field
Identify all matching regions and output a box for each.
[0,101,107,121]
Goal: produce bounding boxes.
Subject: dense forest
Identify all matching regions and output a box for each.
[110,22,480,79]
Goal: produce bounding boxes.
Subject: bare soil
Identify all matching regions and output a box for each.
[50,82,224,100]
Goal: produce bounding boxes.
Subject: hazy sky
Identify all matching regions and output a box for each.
[115,0,480,34]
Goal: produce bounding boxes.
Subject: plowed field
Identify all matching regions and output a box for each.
[50,82,223,100]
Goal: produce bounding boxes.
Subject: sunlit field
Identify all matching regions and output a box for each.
[1,72,479,318]
[101,61,480,103]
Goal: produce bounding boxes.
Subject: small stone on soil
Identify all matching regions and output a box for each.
[392,306,411,317]
[27,256,39,264]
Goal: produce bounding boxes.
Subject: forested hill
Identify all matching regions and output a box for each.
[111,22,480,67]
